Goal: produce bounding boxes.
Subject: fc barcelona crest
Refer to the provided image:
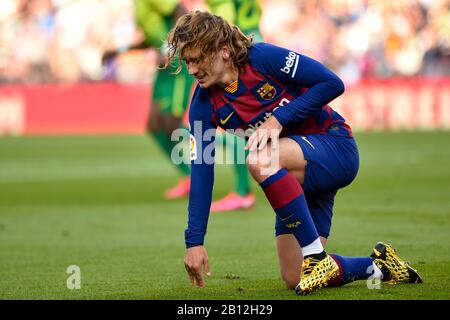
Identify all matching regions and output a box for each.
[256,82,276,100]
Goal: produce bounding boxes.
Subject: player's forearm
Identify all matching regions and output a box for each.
[186,197,213,248]
[273,79,344,127]
[185,164,214,248]
[185,220,208,248]
[273,55,345,127]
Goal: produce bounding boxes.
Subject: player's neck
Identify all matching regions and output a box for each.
[217,66,238,90]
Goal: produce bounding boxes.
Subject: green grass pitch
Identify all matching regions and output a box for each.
[0,132,449,300]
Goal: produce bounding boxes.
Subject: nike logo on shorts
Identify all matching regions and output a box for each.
[301,136,315,149]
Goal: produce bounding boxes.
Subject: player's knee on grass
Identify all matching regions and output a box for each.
[281,271,300,290]
[277,234,302,290]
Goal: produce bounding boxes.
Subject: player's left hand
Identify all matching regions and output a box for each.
[245,116,283,152]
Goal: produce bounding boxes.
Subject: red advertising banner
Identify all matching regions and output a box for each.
[0,78,449,136]
[0,83,150,135]
[332,77,450,131]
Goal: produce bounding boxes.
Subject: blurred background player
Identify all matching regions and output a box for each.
[179,0,265,211]
[101,0,262,211]
[102,0,194,200]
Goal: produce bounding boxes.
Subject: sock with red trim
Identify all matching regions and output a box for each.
[260,168,321,252]
[327,254,376,286]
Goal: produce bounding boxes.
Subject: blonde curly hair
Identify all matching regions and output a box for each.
[165,10,253,73]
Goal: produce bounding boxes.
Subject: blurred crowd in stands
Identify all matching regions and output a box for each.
[0,0,449,85]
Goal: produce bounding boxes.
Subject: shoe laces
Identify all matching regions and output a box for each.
[302,257,320,276]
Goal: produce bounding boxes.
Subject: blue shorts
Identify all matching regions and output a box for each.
[275,134,359,239]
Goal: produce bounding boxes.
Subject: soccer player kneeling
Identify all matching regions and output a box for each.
[165,11,422,295]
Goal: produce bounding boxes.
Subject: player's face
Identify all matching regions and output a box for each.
[182,47,230,88]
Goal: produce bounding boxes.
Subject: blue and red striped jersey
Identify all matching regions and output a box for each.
[185,42,351,248]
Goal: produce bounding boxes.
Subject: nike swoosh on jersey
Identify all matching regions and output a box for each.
[220,111,235,125]
[301,136,315,149]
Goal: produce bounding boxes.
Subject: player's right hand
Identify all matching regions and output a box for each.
[184,245,211,288]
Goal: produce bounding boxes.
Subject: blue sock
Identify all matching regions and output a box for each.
[260,169,319,248]
[328,254,374,286]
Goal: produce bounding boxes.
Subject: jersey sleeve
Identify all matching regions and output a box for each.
[185,86,217,248]
[249,43,345,127]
